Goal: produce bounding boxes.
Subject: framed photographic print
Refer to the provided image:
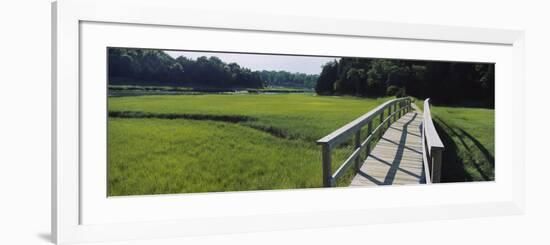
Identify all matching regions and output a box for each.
[52,0,525,243]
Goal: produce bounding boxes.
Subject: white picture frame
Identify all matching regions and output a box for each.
[52,0,525,244]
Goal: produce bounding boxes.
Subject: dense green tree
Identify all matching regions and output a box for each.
[315,57,495,107]
[315,61,338,95]
[109,48,316,90]
[108,48,264,88]
[258,70,319,89]
[109,47,495,106]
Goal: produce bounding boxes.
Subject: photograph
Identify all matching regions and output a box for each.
[107,47,495,196]
[3,0,543,244]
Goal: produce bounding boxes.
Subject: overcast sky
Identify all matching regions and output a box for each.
[164,50,337,75]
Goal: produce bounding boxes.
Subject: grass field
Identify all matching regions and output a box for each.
[417,101,494,182]
[109,94,390,141]
[108,94,390,196]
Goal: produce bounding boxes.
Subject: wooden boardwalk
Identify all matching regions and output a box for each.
[351,110,425,186]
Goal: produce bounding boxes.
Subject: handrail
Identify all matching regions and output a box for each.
[421,98,445,183]
[316,97,413,187]
[317,97,410,147]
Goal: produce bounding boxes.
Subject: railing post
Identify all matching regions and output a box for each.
[321,144,333,187]
[379,108,384,124]
[397,102,401,118]
[366,121,372,156]
[354,130,361,171]
[431,148,443,183]
[379,109,385,135]
[394,103,398,121]
[396,103,400,119]
[398,102,401,116]
[388,104,393,124]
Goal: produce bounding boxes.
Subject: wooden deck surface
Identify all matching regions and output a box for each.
[351,110,425,186]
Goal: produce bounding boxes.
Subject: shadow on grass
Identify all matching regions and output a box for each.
[433,120,471,182]
[434,119,494,182]
[458,128,495,167]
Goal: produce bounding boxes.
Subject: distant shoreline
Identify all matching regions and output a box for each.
[108,85,313,97]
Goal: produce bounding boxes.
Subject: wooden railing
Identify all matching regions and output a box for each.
[316,97,413,187]
[421,98,445,183]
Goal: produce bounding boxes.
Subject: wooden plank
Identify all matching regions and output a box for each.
[317,97,415,187]
[351,109,425,186]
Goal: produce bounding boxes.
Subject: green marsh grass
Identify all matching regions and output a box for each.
[417,101,494,182]
[108,94,390,195]
[109,94,389,141]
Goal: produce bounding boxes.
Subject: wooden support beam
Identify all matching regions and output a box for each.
[321,144,332,187]
[354,130,361,171]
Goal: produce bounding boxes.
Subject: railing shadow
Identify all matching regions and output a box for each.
[379,137,422,154]
[458,128,495,167]
[432,120,470,182]
[427,113,494,182]
[355,171,383,185]
[389,126,422,137]
[382,113,417,184]
[437,119,493,181]
[370,155,422,179]
[356,113,418,185]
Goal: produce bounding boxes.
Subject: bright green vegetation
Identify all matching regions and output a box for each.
[108,118,322,195]
[108,94,389,196]
[109,94,389,141]
[417,101,494,182]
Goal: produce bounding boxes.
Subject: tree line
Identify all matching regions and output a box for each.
[258,70,318,89]
[315,58,494,106]
[108,48,317,89]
